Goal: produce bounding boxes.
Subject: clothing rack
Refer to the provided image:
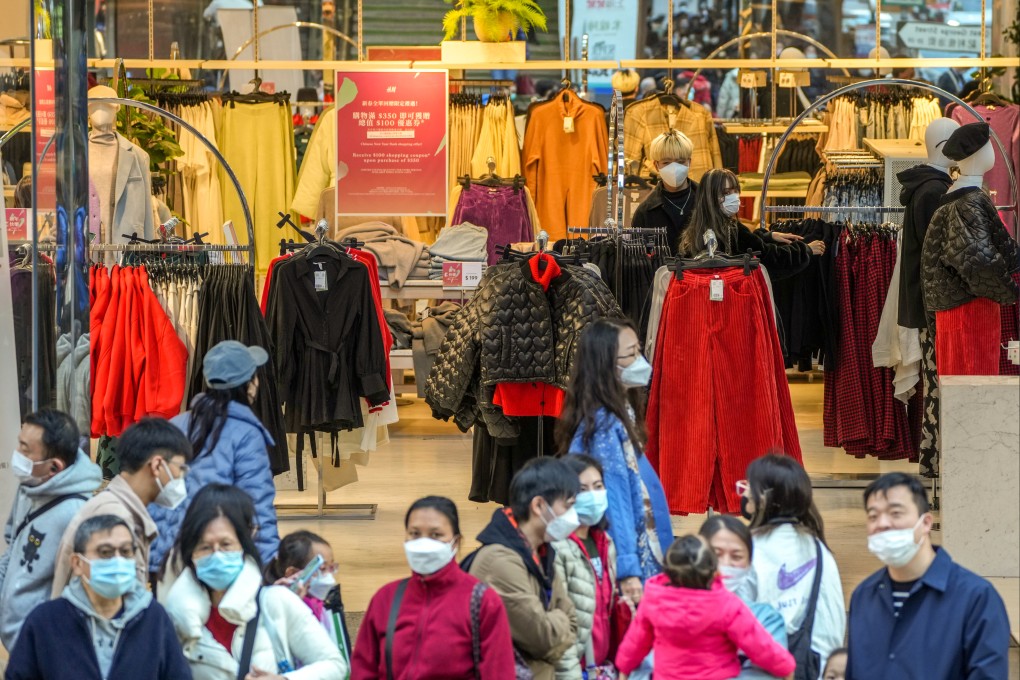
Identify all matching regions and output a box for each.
[764,205,905,214]
[274,216,380,521]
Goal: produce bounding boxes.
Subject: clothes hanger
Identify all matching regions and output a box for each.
[302,220,342,261]
[656,79,689,109]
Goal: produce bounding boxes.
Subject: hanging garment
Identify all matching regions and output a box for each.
[917,327,939,478]
[646,267,802,515]
[88,130,155,242]
[469,96,521,178]
[951,103,1020,232]
[588,184,654,230]
[872,236,922,402]
[470,416,557,505]
[220,100,298,273]
[266,252,390,433]
[89,265,189,437]
[10,256,57,419]
[623,96,723,181]
[523,90,608,241]
[187,265,290,474]
[823,229,922,461]
[292,106,337,219]
[176,102,225,241]
[935,298,1002,375]
[425,256,622,443]
[451,185,537,264]
[896,165,953,330]
[921,186,1019,314]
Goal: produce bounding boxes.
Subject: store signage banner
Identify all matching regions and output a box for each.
[4,209,31,240]
[897,22,981,52]
[561,0,640,89]
[334,70,449,217]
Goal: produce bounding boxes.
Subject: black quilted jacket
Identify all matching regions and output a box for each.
[424,259,622,440]
[921,187,1020,313]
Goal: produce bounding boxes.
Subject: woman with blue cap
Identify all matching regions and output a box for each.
[149,340,280,590]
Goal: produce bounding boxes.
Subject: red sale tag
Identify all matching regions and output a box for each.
[442,262,462,288]
[5,209,29,240]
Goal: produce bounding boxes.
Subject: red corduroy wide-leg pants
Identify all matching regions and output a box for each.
[646,267,802,515]
[935,297,1002,376]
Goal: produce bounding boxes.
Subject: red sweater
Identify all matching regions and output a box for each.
[351,561,516,680]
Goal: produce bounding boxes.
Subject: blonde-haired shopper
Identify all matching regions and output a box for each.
[632,130,697,252]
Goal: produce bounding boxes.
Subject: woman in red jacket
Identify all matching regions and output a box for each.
[351,497,516,679]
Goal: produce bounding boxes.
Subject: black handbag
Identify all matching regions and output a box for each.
[787,539,823,680]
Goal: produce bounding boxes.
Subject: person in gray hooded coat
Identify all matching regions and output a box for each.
[0,409,101,652]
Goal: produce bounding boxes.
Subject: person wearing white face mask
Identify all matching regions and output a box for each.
[632,130,699,252]
[552,455,620,679]
[0,409,101,653]
[678,169,823,281]
[53,418,193,596]
[557,319,674,610]
[353,496,516,679]
[845,473,1009,680]
[465,459,580,680]
[264,531,352,671]
[6,515,191,680]
[700,515,790,680]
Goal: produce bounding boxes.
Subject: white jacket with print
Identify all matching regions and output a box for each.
[750,524,846,678]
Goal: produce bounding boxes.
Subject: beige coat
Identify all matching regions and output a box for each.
[469,544,578,680]
[52,475,158,596]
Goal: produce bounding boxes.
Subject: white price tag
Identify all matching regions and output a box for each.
[314,270,328,291]
[461,262,483,287]
[740,72,760,88]
[709,278,724,302]
[563,116,575,133]
[778,71,798,88]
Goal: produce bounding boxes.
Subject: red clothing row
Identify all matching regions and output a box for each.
[646,267,802,515]
[90,265,188,437]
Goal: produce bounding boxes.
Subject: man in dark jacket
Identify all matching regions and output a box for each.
[6,515,191,680]
[465,458,580,680]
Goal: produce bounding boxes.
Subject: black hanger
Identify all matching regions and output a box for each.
[669,249,761,280]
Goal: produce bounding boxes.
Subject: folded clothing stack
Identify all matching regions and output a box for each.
[409,250,432,280]
[738,171,814,192]
[335,221,427,289]
[428,222,489,280]
[411,301,463,398]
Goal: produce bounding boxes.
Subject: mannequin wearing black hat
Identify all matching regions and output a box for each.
[920,122,1020,376]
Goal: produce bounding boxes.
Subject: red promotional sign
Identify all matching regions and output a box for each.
[33,68,57,211]
[335,70,449,217]
[4,209,29,240]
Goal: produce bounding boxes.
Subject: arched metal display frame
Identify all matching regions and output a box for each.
[759,78,1018,229]
[2,98,256,259]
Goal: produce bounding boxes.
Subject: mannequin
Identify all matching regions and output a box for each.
[921,122,1020,376]
[87,85,154,242]
[894,117,957,477]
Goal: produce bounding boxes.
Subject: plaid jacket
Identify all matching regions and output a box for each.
[623,97,723,181]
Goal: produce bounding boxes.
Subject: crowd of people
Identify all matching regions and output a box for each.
[0,306,1012,679]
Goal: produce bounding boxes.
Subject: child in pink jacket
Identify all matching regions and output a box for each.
[616,535,796,680]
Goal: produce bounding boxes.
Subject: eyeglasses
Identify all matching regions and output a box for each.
[735,480,749,496]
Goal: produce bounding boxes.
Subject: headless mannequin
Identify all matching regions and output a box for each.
[950,140,995,192]
[88,99,120,243]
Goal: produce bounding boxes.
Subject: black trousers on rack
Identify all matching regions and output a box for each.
[470,416,557,505]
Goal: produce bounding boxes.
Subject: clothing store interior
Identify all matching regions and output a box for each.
[1,0,1018,672]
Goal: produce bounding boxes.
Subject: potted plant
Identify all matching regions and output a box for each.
[442,0,547,43]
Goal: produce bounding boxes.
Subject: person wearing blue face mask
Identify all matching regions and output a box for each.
[552,455,620,680]
[556,319,674,611]
[161,484,346,680]
[6,515,191,680]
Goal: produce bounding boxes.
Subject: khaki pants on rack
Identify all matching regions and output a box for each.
[219,101,298,274]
